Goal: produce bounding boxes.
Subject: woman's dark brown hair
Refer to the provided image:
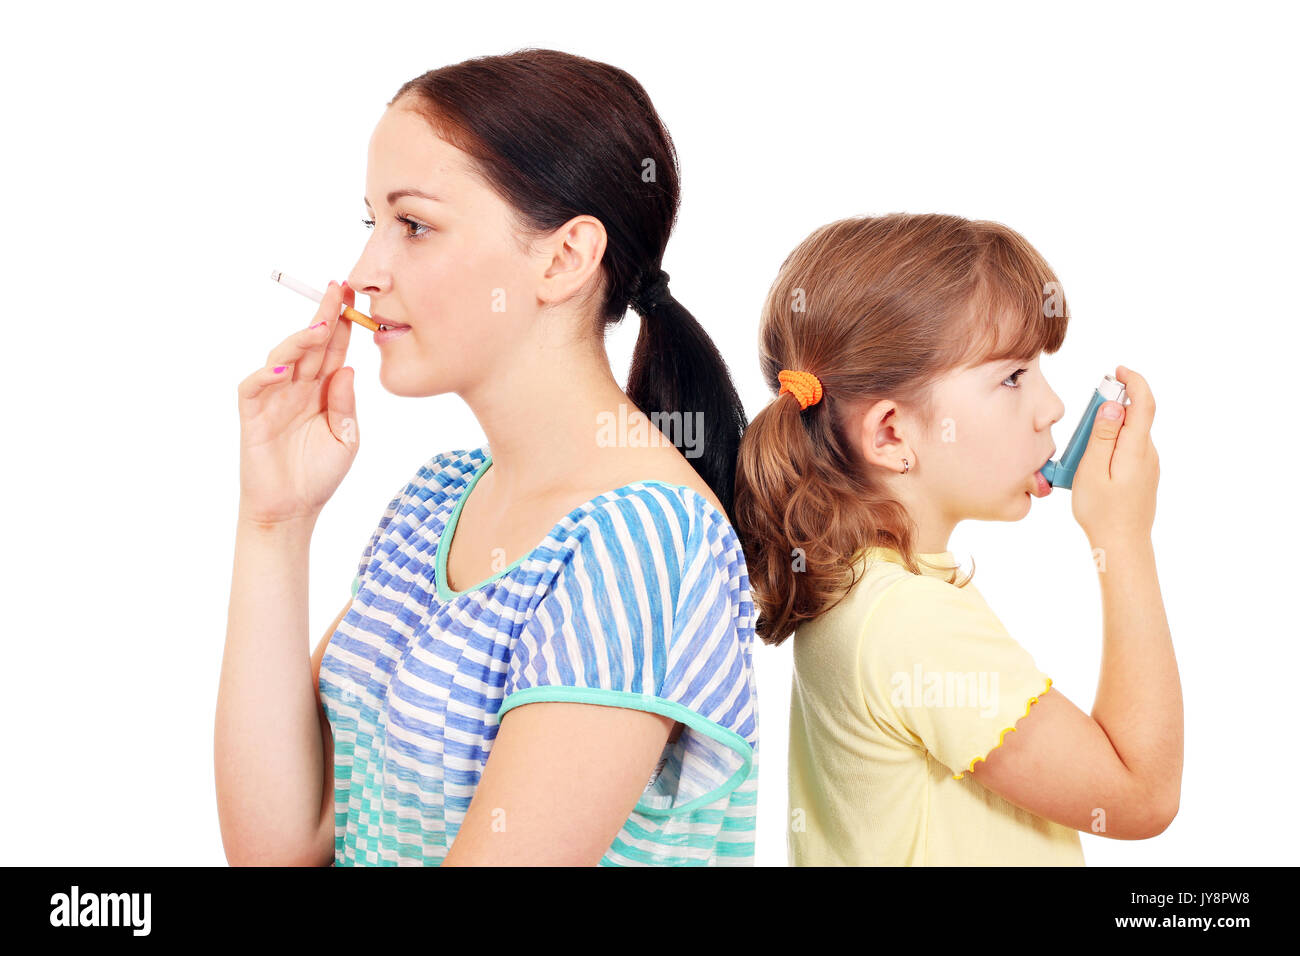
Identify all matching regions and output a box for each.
[389,49,747,519]
[733,213,1070,646]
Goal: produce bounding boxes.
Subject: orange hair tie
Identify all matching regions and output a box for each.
[778,369,823,410]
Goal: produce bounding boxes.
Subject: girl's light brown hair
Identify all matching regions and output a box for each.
[733,213,1069,646]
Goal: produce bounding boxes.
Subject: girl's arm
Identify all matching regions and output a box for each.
[969,532,1182,839]
[969,366,1181,839]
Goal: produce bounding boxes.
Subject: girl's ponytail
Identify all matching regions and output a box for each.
[735,364,919,646]
[734,213,1070,646]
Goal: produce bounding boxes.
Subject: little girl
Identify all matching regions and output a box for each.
[733,213,1181,865]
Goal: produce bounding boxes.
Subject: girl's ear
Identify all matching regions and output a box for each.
[537,215,607,308]
[857,399,913,474]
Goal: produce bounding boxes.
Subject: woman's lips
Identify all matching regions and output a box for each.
[372,314,411,345]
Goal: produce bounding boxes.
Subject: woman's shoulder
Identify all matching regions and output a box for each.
[355,447,487,579]
[541,456,748,602]
[379,445,488,514]
[536,468,755,653]
[561,472,739,565]
[416,445,488,489]
[582,448,724,515]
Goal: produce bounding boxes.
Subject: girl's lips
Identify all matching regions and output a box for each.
[1032,469,1052,497]
[374,325,412,345]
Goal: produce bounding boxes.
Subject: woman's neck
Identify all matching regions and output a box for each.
[459,336,636,503]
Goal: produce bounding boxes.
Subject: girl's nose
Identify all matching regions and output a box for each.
[1045,391,1065,428]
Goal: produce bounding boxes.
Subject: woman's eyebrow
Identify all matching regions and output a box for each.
[363,188,444,209]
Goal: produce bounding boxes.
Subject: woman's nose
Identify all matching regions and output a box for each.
[346,259,384,297]
[346,232,392,296]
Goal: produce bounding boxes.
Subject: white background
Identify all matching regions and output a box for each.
[2,0,1295,866]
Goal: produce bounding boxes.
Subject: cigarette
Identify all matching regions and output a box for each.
[269,269,380,332]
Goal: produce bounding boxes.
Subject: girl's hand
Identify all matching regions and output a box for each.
[236,281,359,527]
[1071,364,1160,546]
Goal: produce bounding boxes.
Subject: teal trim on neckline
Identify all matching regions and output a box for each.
[496,685,755,817]
[433,453,706,603]
[434,456,526,601]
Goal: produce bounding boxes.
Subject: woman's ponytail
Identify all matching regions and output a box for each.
[390,50,747,519]
[626,270,747,522]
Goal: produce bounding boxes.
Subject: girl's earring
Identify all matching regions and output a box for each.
[901,458,910,475]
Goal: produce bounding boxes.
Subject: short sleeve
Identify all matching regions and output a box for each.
[498,487,758,816]
[860,574,1053,780]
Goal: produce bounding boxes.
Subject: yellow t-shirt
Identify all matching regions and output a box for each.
[787,546,1084,866]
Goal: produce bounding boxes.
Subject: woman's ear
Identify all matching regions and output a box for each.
[537,214,607,307]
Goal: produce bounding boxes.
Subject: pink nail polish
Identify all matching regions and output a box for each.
[273,365,287,374]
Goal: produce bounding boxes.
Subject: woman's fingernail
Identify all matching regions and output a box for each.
[273,365,287,374]
[1101,402,1123,419]
[310,320,327,329]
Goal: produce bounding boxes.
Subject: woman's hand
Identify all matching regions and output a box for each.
[236,280,359,527]
[1071,364,1160,546]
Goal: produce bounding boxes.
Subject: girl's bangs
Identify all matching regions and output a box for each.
[954,234,1069,369]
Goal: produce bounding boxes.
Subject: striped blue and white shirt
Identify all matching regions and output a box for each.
[318,445,759,865]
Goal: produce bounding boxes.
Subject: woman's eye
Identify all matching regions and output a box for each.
[1001,368,1028,389]
[360,216,430,239]
[397,215,430,238]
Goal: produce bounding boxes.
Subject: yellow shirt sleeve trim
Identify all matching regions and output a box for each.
[952,677,1053,780]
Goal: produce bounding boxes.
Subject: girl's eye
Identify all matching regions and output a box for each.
[1001,368,1028,389]
[360,215,431,239]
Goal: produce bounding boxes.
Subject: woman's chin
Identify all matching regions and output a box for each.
[377,362,454,399]
[378,364,429,398]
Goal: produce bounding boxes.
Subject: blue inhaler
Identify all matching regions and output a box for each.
[1039,374,1130,490]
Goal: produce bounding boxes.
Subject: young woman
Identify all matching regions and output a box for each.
[216,49,758,866]
[733,213,1181,865]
